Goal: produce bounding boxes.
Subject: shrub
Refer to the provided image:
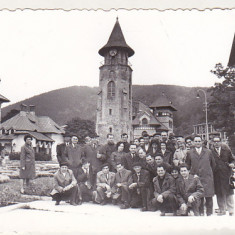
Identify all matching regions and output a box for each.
[9,152,51,161]
[0,185,20,206]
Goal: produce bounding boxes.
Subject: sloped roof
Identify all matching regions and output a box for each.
[228,33,235,67]
[37,116,64,134]
[27,131,54,142]
[149,94,177,111]
[0,112,64,134]
[0,94,10,103]
[99,18,134,57]
[0,134,15,140]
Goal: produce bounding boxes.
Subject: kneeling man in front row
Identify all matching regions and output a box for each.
[151,164,177,215]
[176,163,204,216]
[50,161,82,206]
[93,163,115,205]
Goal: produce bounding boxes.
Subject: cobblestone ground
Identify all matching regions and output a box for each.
[0,195,235,235]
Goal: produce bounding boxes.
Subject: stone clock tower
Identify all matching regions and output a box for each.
[96,18,134,144]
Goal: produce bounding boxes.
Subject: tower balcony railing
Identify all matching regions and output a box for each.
[100,60,132,67]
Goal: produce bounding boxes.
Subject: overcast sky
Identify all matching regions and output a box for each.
[0,9,234,106]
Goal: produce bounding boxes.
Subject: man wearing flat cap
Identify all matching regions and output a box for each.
[128,162,150,211]
[92,163,115,205]
[50,161,82,206]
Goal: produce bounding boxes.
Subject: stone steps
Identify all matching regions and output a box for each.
[0,160,59,179]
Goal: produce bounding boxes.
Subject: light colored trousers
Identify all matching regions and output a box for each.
[216,194,234,213]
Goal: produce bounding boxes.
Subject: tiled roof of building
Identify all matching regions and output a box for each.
[149,94,177,111]
[0,94,10,103]
[99,18,134,57]
[0,112,64,134]
[228,33,235,67]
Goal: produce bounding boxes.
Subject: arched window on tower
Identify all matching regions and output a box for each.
[107,81,115,99]
[142,118,148,125]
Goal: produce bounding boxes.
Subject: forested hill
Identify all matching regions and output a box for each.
[2,85,210,136]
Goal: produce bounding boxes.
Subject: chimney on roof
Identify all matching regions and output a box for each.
[20,104,27,116]
[29,105,36,115]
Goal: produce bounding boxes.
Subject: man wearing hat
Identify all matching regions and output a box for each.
[50,162,82,206]
[77,159,94,202]
[128,162,150,211]
[92,163,115,205]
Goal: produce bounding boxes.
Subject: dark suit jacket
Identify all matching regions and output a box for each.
[64,144,84,168]
[158,150,173,165]
[129,169,150,188]
[77,165,94,187]
[153,173,176,198]
[123,153,140,171]
[175,175,204,205]
[56,143,67,163]
[114,168,132,186]
[211,146,235,196]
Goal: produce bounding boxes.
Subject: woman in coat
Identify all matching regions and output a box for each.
[20,134,36,193]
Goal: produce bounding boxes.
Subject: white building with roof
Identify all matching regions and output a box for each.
[0,104,65,160]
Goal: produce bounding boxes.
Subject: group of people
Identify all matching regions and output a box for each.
[19,131,235,216]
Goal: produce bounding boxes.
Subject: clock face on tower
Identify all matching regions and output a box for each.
[109,49,117,57]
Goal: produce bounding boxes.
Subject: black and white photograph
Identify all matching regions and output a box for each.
[0,1,235,234]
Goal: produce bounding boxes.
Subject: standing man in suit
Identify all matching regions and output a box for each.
[117,133,130,153]
[82,137,102,183]
[123,143,139,171]
[56,136,70,164]
[212,137,235,216]
[92,163,115,205]
[161,131,176,153]
[77,159,94,202]
[143,134,151,153]
[129,162,150,211]
[151,164,177,215]
[64,135,84,179]
[112,162,132,209]
[159,142,173,165]
[99,134,116,166]
[186,135,216,216]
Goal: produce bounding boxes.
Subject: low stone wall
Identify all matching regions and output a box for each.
[0,160,59,179]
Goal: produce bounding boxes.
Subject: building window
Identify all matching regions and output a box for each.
[107,81,115,99]
[109,127,112,133]
[142,118,148,125]
[109,109,112,115]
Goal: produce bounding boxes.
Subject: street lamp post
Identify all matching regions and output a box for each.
[197,89,209,147]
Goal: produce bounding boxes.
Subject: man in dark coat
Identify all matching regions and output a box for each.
[64,135,84,179]
[112,162,132,209]
[77,159,94,202]
[161,131,176,153]
[82,138,103,183]
[116,133,130,153]
[128,162,150,211]
[158,142,173,165]
[172,164,204,216]
[186,136,216,216]
[56,136,70,164]
[151,164,177,215]
[211,137,235,216]
[99,134,116,166]
[123,143,140,171]
[143,134,151,153]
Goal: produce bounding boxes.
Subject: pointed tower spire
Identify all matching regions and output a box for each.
[99,18,134,57]
[228,33,235,67]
